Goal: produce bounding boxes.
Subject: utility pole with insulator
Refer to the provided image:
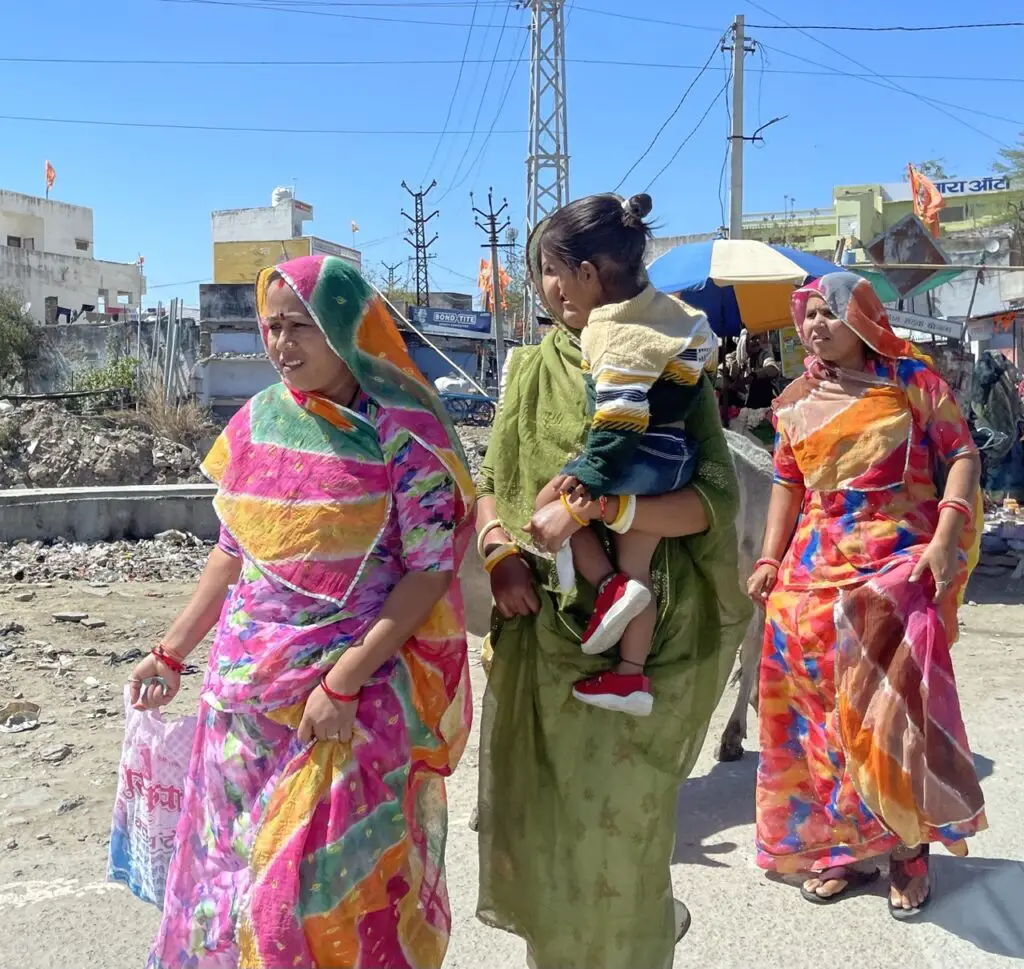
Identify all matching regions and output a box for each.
[724,15,755,240]
[401,180,438,307]
[473,188,513,394]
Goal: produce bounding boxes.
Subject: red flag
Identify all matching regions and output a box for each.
[45,160,56,194]
[908,163,944,238]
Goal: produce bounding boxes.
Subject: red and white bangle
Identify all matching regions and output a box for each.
[755,557,782,571]
[938,497,973,522]
[320,676,360,704]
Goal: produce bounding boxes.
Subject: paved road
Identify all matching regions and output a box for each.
[1,588,1021,969]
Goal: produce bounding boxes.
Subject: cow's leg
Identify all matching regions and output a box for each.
[717,607,764,762]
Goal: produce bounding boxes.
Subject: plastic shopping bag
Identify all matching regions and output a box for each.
[106,686,197,908]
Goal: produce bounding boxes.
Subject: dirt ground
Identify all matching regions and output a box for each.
[1,567,1022,969]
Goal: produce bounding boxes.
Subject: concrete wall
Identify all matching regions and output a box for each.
[199,283,257,325]
[194,357,276,407]
[1,247,145,325]
[0,190,93,258]
[0,484,219,543]
[211,331,262,354]
[27,319,201,394]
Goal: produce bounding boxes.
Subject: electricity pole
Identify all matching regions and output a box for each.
[380,259,403,298]
[725,15,755,240]
[401,180,438,307]
[473,188,512,394]
[520,0,569,344]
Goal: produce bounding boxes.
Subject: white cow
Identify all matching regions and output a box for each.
[716,430,773,762]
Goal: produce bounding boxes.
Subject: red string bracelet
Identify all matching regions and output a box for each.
[151,647,185,674]
[321,676,360,704]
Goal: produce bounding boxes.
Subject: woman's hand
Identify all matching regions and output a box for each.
[524,498,582,552]
[747,564,779,603]
[490,553,540,618]
[128,653,182,711]
[910,537,960,600]
[298,685,358,744]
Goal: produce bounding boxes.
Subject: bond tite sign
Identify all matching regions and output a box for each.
[407,306,494,340]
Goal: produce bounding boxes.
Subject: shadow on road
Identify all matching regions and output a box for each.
[672,755,757,868]
[974,752,996,783]
[964,573,1024,607]
[927,856,1024,958]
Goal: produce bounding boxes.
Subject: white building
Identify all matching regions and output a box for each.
[0,190,145,323]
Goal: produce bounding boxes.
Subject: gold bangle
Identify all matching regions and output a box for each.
[477,519,506,559]
[559,492,589,528]
[483,543,519,574]
[608,494,636,535]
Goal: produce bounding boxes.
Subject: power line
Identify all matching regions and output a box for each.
[439,0,516,193]
[614,33,725,192]
[156,0,517,27]
[748,20,1024,32]
[645,78,730,193]
[0,113,524,135]
[438,29,529,202]
[755,39,1024,129]
[571,6,720,30]
[717,50,733,230]
[5,55,1024,86]
[148,278,210,289]
[746,0,1017,148]
[422,0,482,182]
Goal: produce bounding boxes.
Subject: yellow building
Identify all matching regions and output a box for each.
[742,175,1024,261]
[211,189,361,284]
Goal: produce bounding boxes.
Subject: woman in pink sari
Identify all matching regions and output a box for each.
[127,255,475,968]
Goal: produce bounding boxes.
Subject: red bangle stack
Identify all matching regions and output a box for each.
[755,556,783,571]
[321,676,360,704]
[152,646,185,674]
[937,497,973,522]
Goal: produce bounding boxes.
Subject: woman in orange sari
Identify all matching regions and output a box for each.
[748,272,987,919]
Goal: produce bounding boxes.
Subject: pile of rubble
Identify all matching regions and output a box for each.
[0,531,212,584]
[0,400,207,489]
[456,425,491,483]
[977,505,1024,579]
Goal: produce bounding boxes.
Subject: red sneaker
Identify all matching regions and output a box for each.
[573,670,654,717]
[580,574,651,655]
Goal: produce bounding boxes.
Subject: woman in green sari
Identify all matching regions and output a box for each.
[475,217,752,968]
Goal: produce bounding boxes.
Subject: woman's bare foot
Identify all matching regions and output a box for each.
[889,846,931,916]
[800,866,879,903]
[803,869,850,900]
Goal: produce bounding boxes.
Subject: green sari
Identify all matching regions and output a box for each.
[476,234,752,968]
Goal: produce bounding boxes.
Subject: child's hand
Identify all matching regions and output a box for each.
[559,476,592,504]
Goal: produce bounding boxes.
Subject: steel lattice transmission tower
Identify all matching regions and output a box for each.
[519,0,569,342]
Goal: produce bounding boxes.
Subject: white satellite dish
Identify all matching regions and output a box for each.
[20,302,31,315]
[984,238,1002,255]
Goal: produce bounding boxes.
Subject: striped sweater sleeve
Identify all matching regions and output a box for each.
[562,318,695,496]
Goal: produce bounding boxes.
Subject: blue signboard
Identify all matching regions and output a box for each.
[408,305,493,339]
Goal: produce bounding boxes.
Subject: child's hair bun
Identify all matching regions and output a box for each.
[623,193,654,225]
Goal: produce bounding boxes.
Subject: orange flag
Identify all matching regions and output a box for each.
[45,160,56,194]
[908,163,944,238]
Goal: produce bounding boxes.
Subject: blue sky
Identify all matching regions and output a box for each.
[2,0,1022,309]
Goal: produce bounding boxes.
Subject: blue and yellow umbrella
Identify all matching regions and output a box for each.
[647,239,841,337]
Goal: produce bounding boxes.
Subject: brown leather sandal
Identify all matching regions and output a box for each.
[888,845,931,921]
